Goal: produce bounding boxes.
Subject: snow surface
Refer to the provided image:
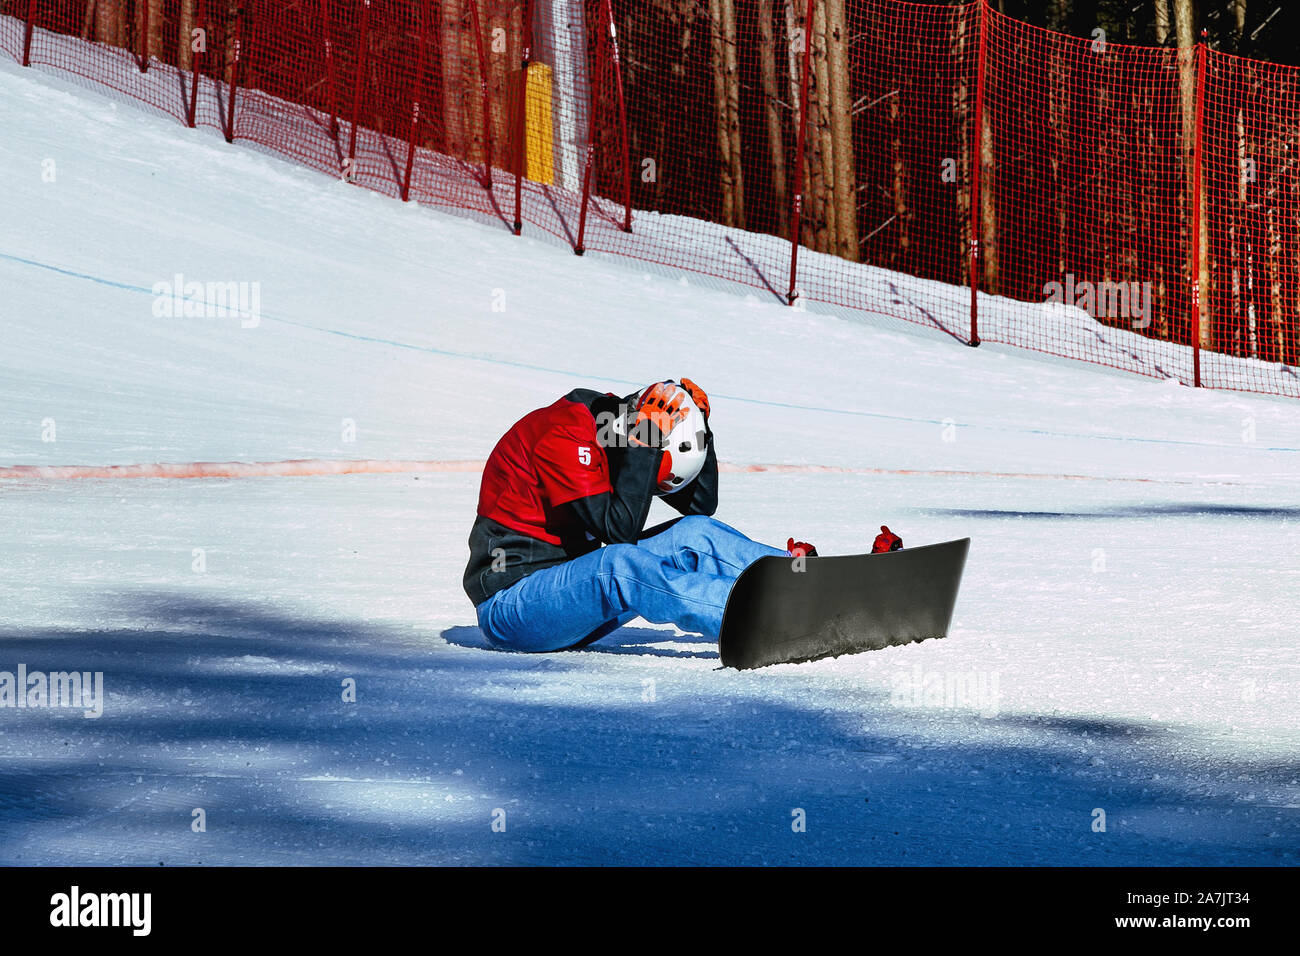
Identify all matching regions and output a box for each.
[1,54,1299,865]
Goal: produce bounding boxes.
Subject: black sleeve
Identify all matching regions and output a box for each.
[567,443,662,544]
[664,431,718,517]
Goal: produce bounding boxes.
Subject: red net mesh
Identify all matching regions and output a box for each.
[0,5,22,61]
[1201,50,1300,393]
[796,0,978,334]
[18,1,199,125]
[978,9,1195,382]
[229,1,346,178]
[573,0,797,294]
[3,1,1298,399]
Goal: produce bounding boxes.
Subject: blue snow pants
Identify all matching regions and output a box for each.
[474,515,787,652]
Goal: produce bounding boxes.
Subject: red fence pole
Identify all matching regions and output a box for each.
[21,0,35,67]
[186,0,204,127]
[224,8,243,143]
[575,0,611,256]
[138,0,152,72]
[402,0,432,202]
[1190,40,1207,388]
[574,126,597,255]
[785,0,814,305]
[346,0,373,174]
[467,0,495,189]
[967,1,987,347]
[320,0,341,139]
[604,0,632,233]
[512,0,536,234]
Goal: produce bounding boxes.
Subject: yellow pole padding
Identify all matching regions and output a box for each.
[509,62,554,185]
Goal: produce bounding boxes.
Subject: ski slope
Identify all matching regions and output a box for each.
[1,56,1298,865]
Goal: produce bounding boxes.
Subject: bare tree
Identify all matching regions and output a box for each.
[979,52,999,295]
[135,0,163,65]
[810,0,834,252]
[825,0,857,260]
[81,0,97,41]
[951,5,972,285]
[222,0,240,89]
[707,0,745,228]
[1174,0,1210,350]
[178,0,197,72]
[441,0,468,162]
[1048,31,1070,280]
[95,0,125,47]
[758,0,788,236]
[1154,0,1171,44]
[1046,0,1072,33]
[1228,102,1253,356]
[463,3,487,166]
[887,80,909,267]
[785,0,819,246]
[1229,0,1247,52]
[486,4,512,162]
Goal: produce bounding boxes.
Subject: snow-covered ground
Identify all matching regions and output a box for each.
[1,54,1298,865]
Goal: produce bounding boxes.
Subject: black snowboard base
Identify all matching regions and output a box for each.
[717,538,970,670]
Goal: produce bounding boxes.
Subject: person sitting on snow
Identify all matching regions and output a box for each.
[463,378,900,652]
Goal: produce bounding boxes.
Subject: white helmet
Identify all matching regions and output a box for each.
[615,381,709,495]
[656,388,709,494]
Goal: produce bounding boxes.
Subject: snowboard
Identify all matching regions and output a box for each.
[717,538,970,669]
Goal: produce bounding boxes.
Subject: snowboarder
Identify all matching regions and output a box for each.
[464,379,899,652]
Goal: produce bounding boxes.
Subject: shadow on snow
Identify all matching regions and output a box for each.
[0,592,1294,866]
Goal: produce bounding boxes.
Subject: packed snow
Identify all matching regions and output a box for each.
[1,53,1298,865]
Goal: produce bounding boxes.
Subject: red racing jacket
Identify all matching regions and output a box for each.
[462,388,717,607]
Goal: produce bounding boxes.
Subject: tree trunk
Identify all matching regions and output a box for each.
[708,0,745,229]
[811,0,835,253]
[1264,110,1291,364]
[784,0,801,118]
[1242,80,1263,359]
[1097,83,1113,291]
[441,0,467,161]
[1228,105,1246,356]
[81,0,97,41]
[178,0,196,72]
[1264,182,1284,362]
[1140,85,1170,338]
[463,3,486,166]
[509,3,523,151]
[721,0,745,229]
[1230,0,1246,53]
[758,0,788,237]
[979,79,999,295]
[152,0,164,65]
[951,6,971,285]
[1048,32,1070,279]
[1173,0,1209,349]
[657,10,692,211]
[888,84,909,267]
[1117,98,1139,317]
[135,0,163,65]
[1241,97,1260,359]
[1154,0,1171,44]
[487,7,510,163]
[708,0,735,226]
[825,0,856,260]
[222,0,238,88]
[95,0,125,47]
[784,0,811,245]
[1046,0,1071,33]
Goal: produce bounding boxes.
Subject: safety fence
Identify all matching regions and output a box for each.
[3,1,1298,398]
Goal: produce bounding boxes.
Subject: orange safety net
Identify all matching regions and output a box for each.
[6,1,1298,398]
